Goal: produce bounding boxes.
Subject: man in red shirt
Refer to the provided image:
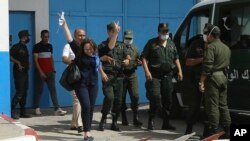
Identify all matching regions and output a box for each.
[33,30,67,116]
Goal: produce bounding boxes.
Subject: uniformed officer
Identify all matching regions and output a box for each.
[121,29,143,127]
[199,23,231,138]
[141,23,183,130]
[10,30,31,119]
[184,35,205,134]
[98,22,130,131]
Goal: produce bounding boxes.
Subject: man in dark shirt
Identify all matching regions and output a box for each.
[184,35,205,134]
[98,22,130,131]
[10,30,31,119]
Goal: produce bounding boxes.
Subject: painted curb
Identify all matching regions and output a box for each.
[0,114,38,141]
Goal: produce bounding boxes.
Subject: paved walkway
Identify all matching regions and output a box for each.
[0,114,38,141]
[0,105,229,141]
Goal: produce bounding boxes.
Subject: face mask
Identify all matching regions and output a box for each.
[25,38,30,44]
[160,34,169,41]
[203,34,208,42]
[124,39,133,45]
[203,26,216,43]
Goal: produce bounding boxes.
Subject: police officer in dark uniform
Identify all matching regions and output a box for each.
[98,22,130,131]
[184,35,205,134]
[199,23,231,138]
[121,29,143,127]
[141,23,183,130]
[10,30,31,119]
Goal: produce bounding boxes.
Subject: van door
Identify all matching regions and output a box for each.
[173,7,211,106]
[217,3,250,112]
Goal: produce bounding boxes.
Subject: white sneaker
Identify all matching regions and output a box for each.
[35,108,42,115]
[55,108,67,116]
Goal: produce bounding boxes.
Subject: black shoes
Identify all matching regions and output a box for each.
[11,109,31,119]
[110,122,120,131]
[122,116,129,126]
[78,126,83,133]
[20,112,31,118]
[70,126,83,133]
[162,122,176,130]
[133,119,143,127]
[147,117,154,130]
[121,111,129,126]
[20,108,31,118]
[110,114,120,132]
[185,124,193,135]
[70,126,77,130]
[133,111,143,127]
[99,115,107,131]
[11,112,19,119]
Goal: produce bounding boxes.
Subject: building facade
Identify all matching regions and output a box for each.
[1,0,196,115]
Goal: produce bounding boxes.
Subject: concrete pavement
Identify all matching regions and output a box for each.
[0,114,38,141]
[12,105,205,141]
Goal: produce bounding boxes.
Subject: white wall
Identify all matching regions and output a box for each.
[9,0,49,43]
[0,0,10,115]
[0,0,9,52]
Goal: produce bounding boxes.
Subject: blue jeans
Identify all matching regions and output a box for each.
[75,82,98,132]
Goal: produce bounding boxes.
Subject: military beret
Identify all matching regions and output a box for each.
[124,30,133,38]
[158,23,169,32]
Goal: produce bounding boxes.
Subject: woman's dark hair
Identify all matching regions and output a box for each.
[77,38,97,57]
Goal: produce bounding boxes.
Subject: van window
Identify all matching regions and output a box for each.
[180,10,209,49]
[219,4,250,49]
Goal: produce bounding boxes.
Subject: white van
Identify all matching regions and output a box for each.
[173,0,250,116]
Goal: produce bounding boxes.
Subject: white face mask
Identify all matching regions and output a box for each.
[203,34,208,42]
[160,34,169,41]
[124,39,133,45]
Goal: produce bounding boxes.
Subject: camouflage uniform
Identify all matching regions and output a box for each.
[98,34,129,131]
[121,30,142,127]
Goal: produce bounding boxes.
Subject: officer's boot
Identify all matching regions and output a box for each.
[219,125,230,139]
[184,124,193,135]
[20,107,31,118]
[121,110,129,126]
[161,110,176,130]
[203,125,220,139]
[147,115,154,130]
[110,114,120,131]
[99,114,107,131]
[202,122,209,138]
[11,105,19,119]
[133,110,143,127]
[162,119,176,130]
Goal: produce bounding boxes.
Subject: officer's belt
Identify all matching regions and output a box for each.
[149,67,172,76]
[123,69,135,75]
[213,71,224,75]
[105,70,124,77]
